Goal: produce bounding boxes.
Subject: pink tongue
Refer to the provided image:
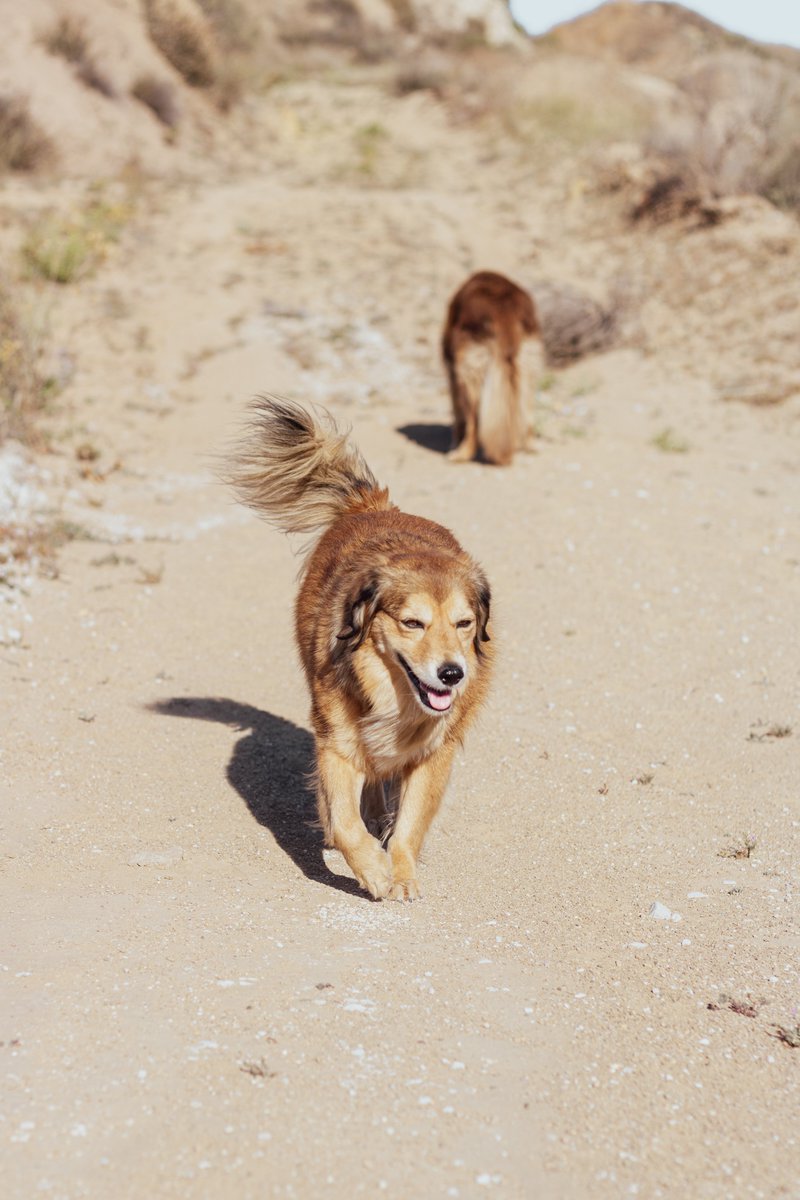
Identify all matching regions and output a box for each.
[426,688,452,712]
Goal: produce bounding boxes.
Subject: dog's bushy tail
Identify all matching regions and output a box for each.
[226,395,391,534]
[478,342,520,467]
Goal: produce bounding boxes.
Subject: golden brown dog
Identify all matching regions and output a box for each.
[442,270,542,466]
[228,397,493,900]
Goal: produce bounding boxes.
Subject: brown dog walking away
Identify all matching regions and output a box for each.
[228,397,493,900]
[442,270,542,465]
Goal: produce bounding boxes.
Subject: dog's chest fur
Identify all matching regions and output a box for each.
[354,651,448,778]
[359,703,447,778]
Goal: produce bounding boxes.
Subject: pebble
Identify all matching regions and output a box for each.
[648,901,682,922]
[127,846,184,867]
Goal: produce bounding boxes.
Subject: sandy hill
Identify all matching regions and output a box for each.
[0,0,520,177]
[544,0,800,73]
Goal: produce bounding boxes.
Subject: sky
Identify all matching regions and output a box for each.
[508,0,800,49]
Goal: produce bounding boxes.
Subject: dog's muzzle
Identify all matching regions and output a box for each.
[398,656,457,714]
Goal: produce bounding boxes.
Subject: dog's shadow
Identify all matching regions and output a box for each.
[396,422,452,456]
[148,696,363,897]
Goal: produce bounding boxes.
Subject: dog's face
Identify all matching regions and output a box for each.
[338,563,491,717]
[374,587,477,714]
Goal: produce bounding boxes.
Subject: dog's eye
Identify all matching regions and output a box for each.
[456,618,474,629]
[401,618,424,630]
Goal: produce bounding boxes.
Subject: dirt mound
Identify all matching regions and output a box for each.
[544,0,800,76]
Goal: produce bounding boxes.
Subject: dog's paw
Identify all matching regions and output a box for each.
[387,842,420,901]
[387,876,420,902]
[447,444,473,464]
[350,841,393,900]
[358,863,393,901]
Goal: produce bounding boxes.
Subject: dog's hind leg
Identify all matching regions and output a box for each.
[361,780,390,843]
[517,335,544,453]
[386,742,456,901]
[448,342,489,463]
[317,746,392,899]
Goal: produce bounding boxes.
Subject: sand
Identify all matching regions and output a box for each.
[1,67,799,1200]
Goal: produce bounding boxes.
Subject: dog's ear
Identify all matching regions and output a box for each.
[335,579,381,652]
[471,569,492,654]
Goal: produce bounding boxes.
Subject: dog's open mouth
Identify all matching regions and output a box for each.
[398,656,454,714]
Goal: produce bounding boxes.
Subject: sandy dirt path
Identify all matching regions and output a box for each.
[2,169,799,1200]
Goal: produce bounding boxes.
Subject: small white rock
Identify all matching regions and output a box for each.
[648,901,672,920]
[687,892,708,899]
[127,846,184,868]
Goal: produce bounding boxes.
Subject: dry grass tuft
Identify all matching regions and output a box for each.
[144,0,218,88]
[239,1057,277,1079]
[0,519,98,586]
[707,993,766,1019]
[0,284,56,447]
[652,427,689,454]
[132,74,181,127]
[718,833,757,860]
[747,722,792,742]
[22,199,131,285]
[0,96,54,173]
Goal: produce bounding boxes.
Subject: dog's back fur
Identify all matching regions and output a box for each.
[442,270,541,466]
[227,397,492,901]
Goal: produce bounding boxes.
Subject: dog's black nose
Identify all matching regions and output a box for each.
[438,663,464,687]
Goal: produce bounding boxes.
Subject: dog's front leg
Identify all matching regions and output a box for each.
[387,742,456,901]
[316,745,393,900]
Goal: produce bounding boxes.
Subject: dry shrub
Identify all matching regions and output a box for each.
[195,0,260,52]
[763,143,800,212]
[531,280,621,366]
[40,14,117,98]
[143,0,218,88]
[132,74,181,127]
[41,13,90,63]
[211,61,251,113]
[448,51,648,157]
[641,50,800,216]
[394,61,447,98]
[385,0,417,34]
[194,1,283,109]
[0,284,53,446]
[76,59,117,99]
[281,0,391,62]
[630,165,708,224]
[0,96,54,173]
